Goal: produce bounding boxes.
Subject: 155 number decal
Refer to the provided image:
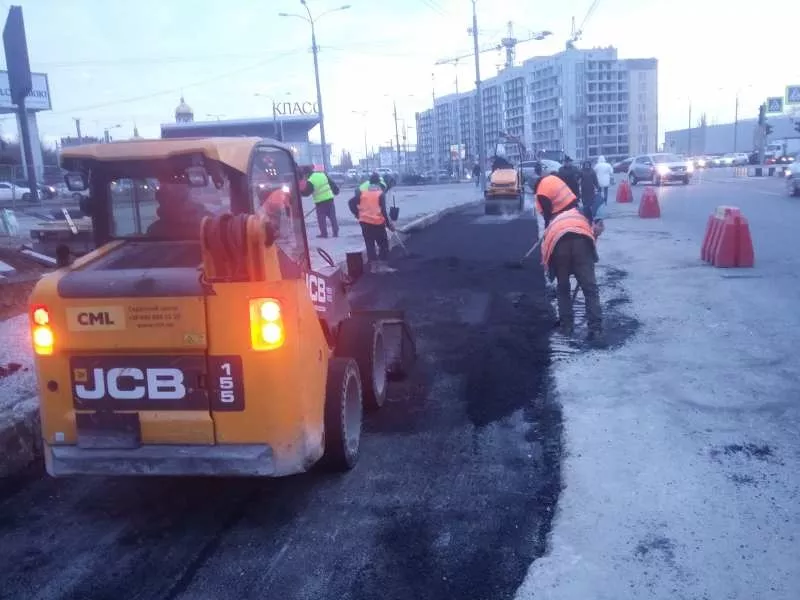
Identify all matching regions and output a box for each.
[208,356,245,411]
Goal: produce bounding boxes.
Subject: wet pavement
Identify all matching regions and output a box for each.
[0,203,567,600]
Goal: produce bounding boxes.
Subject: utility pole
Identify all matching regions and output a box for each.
[73,117,82,142]
[453,66,464,180]
[471,0,486,192]
[432,73,439,182]
[393,99,401,172]
[309,23,329,171]
[687,101,692,156]
[733,94,739,152]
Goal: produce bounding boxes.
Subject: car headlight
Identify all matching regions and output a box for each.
[686,163,694,173]
[656,165,670,175]
[697,159,706,167]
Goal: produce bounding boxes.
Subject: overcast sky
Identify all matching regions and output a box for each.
[0,0,797,159]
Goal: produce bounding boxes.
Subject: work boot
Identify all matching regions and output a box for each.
[587,328,606,347]
[374,261,397,274]
[557,320,574,337]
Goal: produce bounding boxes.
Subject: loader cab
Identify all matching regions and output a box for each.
[62,140,311,279]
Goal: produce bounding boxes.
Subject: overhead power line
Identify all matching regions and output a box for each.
[47,50,303,116]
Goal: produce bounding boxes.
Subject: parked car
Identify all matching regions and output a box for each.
[327,171,347,186]
[628,153,693,186]
[613,157,633,173]
[13,179,57,200]
[520,159,561,188]
[0,180,32,203]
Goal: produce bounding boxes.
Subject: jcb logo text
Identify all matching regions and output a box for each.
[74,367,186,401]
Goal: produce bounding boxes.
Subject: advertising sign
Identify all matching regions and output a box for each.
[0,70,51,111]
[272,101,319,116]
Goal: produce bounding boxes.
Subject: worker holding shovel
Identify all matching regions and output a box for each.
[537,174,604,344]
[348,173,397,274]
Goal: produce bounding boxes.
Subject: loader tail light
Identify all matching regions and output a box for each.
[31,305,54,356]
[249,298,285,350]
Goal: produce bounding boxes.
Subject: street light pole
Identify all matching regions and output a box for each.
[308,18,329,171]
[733,94,739,153]
[393,99,402,172]
[471,0,486,192]
[280,2,350,172]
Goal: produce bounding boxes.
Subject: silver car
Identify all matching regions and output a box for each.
[628,153,693,186]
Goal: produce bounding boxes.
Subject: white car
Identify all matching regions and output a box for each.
[628,153,693,186]
[0,180,32,202]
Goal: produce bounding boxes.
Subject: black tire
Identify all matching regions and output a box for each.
[628,173,637,186]
[22,192,32,202]
[335,317,387,410]
[323,357,363,471]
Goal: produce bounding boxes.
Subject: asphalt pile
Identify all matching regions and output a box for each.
[0,246,51,320]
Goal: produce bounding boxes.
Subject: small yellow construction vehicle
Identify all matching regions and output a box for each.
[28,137,415,477]
[484,133,525,215]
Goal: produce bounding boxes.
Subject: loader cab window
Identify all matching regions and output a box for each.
[249,146,309,275]
[108,164,233,239]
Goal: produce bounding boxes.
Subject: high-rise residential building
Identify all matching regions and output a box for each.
[415,46,658,171]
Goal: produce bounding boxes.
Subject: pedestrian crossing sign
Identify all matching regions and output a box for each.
[766,97,783,113]
[787,85,800,106]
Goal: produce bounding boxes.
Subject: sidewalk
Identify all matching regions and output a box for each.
[515,200,800,599]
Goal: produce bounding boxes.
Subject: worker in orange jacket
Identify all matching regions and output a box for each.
[348,172,395,273]
[537,173,604,342]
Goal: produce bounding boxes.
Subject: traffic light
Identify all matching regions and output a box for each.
[765,124,773,136]
[758,103,766,125]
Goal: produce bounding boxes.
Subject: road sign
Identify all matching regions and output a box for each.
[2,6,32,105]
[787,85,800,105]
[766,97,783,113]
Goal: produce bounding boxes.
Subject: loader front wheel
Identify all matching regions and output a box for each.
[323,357,363,471]
[335,317,388,410]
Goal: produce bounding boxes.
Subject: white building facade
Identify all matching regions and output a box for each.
[416,47,658,171]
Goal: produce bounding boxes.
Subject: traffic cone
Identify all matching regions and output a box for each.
[703,206,740,263]
[616,180,632,203]
[638,186,660,218]
[700,214,715,262]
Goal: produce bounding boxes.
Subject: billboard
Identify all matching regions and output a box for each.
[0,71,51,111]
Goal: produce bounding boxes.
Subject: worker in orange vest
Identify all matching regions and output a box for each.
[537,173,604,342]
[257,182,292,235]
[348,172,395,273]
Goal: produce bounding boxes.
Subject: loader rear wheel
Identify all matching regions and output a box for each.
[335,317,387,410]
[323,357,363,471]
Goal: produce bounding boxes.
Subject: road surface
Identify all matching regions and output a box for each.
[0,203,564,600]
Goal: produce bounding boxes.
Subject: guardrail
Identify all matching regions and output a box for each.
[732,165,790,178]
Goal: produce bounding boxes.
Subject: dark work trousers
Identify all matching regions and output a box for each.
[315,199,339,238]
[551,234,602,333]
[360,222,389,262]
[601,186,609,203]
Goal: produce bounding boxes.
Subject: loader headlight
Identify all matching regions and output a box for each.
[31,305,54,356]
[250,298,285,350]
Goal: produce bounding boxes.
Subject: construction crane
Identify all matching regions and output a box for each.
[566,0,601,49]
[436,20,552,71]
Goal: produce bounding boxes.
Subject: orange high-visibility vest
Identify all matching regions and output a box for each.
[358,187,385,225]
[535,174,577,215]
[540,208,596,266]
[263,187,291,210]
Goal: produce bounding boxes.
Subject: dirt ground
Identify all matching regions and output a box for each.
[0,244,51,321]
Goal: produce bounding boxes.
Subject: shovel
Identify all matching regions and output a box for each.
[389,194,400,221]
[505,236,542,269]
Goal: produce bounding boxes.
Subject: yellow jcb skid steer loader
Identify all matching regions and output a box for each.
[28,137,415,478]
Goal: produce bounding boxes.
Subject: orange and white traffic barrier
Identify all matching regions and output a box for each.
[616,180,632,203]
[638,186,660,218]
[701,206,754,268]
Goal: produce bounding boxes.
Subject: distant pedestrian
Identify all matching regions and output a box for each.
[579,160,600,221]
[472,163,481,187]
[557,156,581,198]
[593,155,613,205]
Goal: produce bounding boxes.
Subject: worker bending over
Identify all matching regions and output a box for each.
[536,173,604,343]
[349,173,396,274]
[360,171,387,192]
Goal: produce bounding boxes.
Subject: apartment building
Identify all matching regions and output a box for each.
[415,46,658,170]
